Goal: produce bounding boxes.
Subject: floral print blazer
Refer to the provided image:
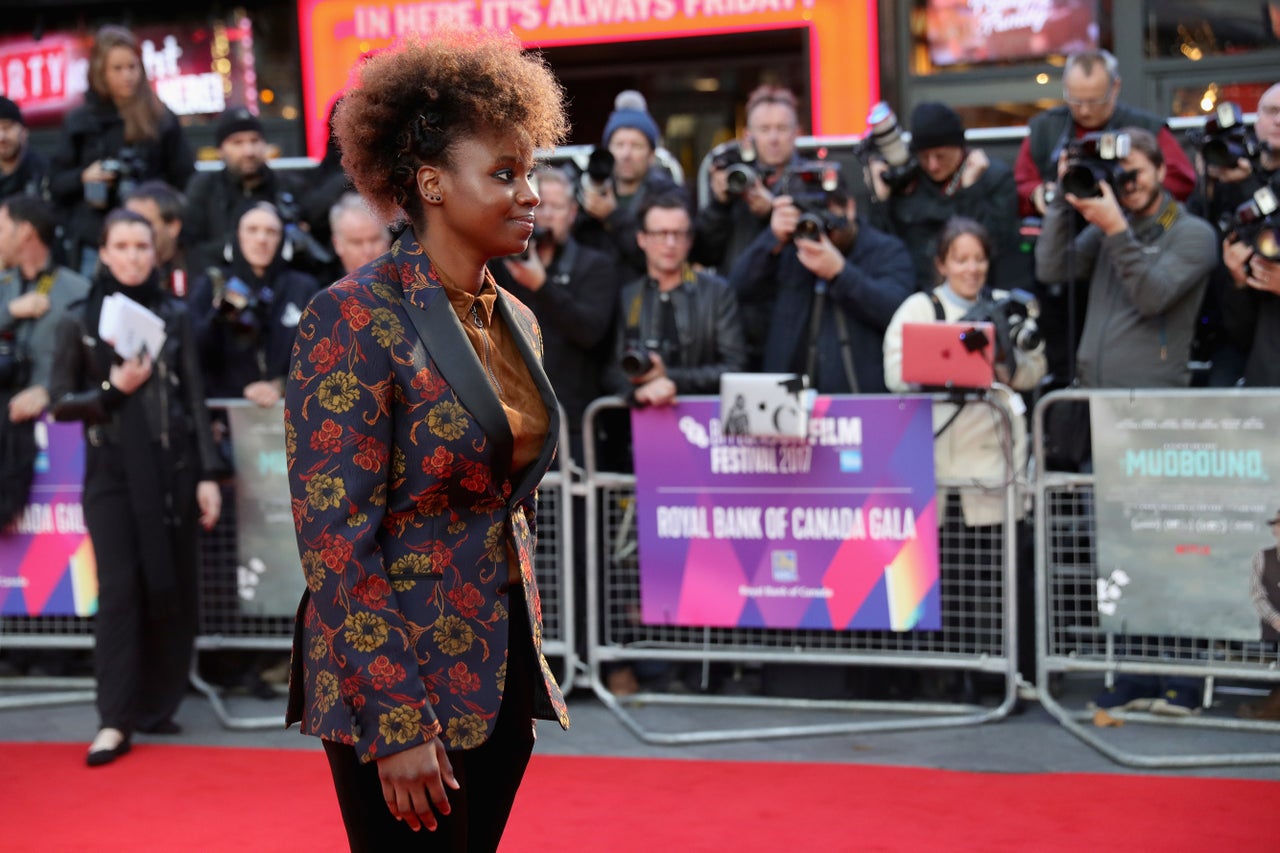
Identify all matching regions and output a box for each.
[284,232,569,764]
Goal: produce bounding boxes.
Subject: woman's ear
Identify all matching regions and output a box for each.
[417,165,443,205]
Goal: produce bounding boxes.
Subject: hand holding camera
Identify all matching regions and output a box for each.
[503,228,549,291]
[769,194,801,242]
[793,229,846,280]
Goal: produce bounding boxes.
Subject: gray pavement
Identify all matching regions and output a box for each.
[2,667,1278,780]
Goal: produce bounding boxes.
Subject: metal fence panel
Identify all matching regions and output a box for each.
[582,396,1022,744]
[1033,389,1280,768]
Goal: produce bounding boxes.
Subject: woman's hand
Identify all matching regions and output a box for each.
[376,738,459,832]
[109,352,153,394]
[243,380,282,408]
[81,161,116,185]
[196,480,221,530]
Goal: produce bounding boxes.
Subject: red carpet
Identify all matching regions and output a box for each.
[0,742,1275,851]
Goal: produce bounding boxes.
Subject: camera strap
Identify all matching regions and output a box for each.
[804,278,858,393]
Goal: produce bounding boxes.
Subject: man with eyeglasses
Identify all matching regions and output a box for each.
[1015,49,1196,218]
[605,192,746,408]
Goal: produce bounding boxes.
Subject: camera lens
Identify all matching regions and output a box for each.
[793,214,823,242]
[1060,164,1102,199]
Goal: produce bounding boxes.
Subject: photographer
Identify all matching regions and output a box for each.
[182,108,315,276]
[1035,128,1217,390]
[728,170,914,393]
[48,26,195,278]
[694,85,804,368]
[0,196,91,524]
[188,200,320,405]
[1193,84,1280,386]
[574,90,683,279]
[0,97,48,200]
[867,102,1021,293]
[604,192,746,407]
[884,219,1046,696]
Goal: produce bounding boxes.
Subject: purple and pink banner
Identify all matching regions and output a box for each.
[0,419,97,617]
[632,396,939,632]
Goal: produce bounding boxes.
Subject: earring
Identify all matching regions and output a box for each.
[427,192,442,203]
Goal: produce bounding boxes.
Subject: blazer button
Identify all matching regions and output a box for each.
[351,719,362,739]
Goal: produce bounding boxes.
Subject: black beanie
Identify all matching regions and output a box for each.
[216,107,264,146]
[909,102,966,152]
[0,96,23,125]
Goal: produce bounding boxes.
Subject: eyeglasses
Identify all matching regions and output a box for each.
[1064,85,1117,108]
[642,229,692,242]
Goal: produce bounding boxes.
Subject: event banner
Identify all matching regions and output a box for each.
[225,405,304,617]
[1091,393,1279,640]
[0,419,97,617]
[631,396,939,631]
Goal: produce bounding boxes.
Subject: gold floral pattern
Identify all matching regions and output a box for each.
[445,713,486,749]
[306,472,345,511]
[380,704,423,744]
[317,371,360,413]
[344,611,389,653]
[427,400,469,441]
[434,615,476,656]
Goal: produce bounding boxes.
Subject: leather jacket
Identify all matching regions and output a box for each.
[606,266,747,397]
[49,285,222,480]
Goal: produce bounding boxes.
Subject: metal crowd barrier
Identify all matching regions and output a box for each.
[1,398,579,729]
[1033,388,1280,768]
[581,394,1024,745]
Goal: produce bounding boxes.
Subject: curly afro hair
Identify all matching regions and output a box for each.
[334,28,568,224]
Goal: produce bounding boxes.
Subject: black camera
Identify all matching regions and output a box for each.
[578,146,615,199]
[619,345,656,377]
[1188,102,1259,170]
[709,140,759,197]
[275,192,335,271]
[778,160,846,241]
[1061,131,1134,199]
[86,146,147,208]
[854,102,920,194]
[1220,185,1280,260]
[0,333,32,391]
[960,289,1044,374]
[213,271,272,334]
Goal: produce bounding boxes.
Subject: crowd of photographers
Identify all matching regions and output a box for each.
[3,32,1279,709]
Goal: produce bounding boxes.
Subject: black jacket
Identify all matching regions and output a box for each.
[182,166,306,276]
[48,91,194,252]
[874,157,1022,293]
[490,237,621,429]
[49,281,221,480]
[605,267,747,399]
[188,263,320,399]
[729,219,915,394]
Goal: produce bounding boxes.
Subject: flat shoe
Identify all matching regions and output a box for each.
[86,738,131,767]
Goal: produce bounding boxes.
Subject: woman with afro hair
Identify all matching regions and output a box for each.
[283,28,570,851]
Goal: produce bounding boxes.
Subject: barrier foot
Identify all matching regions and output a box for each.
[188,660,284,731]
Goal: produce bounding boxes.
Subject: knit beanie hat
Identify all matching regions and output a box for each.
[909,102,966,152]
[216,107,265,146]
[602,90,660,149]
[0,96,23,125]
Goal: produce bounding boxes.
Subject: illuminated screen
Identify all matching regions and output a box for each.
[925,0,1098,66]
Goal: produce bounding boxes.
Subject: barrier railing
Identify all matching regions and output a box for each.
[1033,388,1280,768]
[581,394,1024,744]
[0,399,579,729]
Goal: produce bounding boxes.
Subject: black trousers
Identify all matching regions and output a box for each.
[83,446,199,735]
[323,590,538,853]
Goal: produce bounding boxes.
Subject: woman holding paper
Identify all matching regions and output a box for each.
[49,208,223,766]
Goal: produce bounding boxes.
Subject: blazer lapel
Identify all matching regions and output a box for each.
[393,247,514,484]
[497,290,561,501]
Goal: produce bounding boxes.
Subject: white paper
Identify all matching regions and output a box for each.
[98,292,167,360]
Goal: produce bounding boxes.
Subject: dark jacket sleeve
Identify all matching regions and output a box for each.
[830,225,915,332]
[171,305,224,479]
[954,159,1020,261]
[49,312,125,424]
[727,225,783,304]
[158,112,196,192]
[1035,198,1102,284]
[530,252,619,350]
[47,110,95,207]
[182,171,227,275]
